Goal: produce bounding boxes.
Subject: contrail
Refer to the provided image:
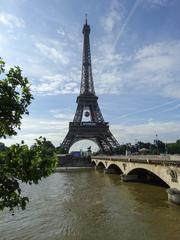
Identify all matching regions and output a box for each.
[113,0,140,50]
[99,0,140,74]
[162,103,180,113]
[118,100,178,120]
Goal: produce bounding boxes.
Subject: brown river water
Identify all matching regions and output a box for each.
[0,170,180,240]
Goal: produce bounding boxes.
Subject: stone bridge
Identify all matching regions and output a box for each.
[91,155,180,205]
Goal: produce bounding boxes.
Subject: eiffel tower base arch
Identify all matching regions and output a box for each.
[61,122,119,154]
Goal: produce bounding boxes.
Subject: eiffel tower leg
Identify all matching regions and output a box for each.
[95,130,120,153]
[106,130,120,150]
[95,138,106,153]
[101,134,119,153]
[73,104,84,122]
[61,132,75,153]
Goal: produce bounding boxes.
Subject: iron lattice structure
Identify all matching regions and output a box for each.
[61,18,120,153]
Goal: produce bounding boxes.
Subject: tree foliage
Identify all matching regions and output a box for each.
[0,57,33,138]
[55,145,66,154]
[167,139,180,154]
[0,138,57,212]
[114,139,180,155]
[0,59,57,213]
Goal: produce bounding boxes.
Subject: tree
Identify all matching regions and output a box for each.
[167,140,180,154]
[41,140,56,152]
[0,142,7,151]
[56,145,66,154]
[0,59,57,213]
[0,58,33,138]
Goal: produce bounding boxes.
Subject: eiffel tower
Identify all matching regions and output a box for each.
[61,17,120,153]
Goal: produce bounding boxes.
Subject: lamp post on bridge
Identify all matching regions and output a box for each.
[165,142,168,155]
[155,134,158,155]
[135,139,138,153]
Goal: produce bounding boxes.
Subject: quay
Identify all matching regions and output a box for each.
[55,167,94,172]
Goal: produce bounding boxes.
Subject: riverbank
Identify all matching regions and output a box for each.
[57,154,94,167]
[55,166,94,172]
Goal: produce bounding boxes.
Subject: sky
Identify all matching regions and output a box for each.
[0,0,180,151]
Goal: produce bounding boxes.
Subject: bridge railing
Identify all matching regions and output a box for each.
[91,155,180,166]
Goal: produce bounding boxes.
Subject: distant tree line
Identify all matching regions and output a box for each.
[167,139,180,154]
[112,139,180,155]
[55,139,180,156]
[0,58,57,213]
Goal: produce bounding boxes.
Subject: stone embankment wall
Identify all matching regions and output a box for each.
[58,154,93,167]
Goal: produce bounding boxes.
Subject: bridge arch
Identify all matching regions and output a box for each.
[97,161,106,169]
[107,163,123,174]
[91,160,96,166]
[126,167,170,187]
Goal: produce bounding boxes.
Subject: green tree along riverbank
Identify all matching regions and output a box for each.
[55,139,180,156]
[107,139,180,155]
[0,58,57,213]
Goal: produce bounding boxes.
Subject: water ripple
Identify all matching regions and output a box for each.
[0,171,180,240]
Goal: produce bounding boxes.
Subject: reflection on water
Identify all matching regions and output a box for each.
[0,170,180,240]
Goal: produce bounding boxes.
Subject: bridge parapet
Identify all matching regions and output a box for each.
[92,154,180,166]
[92,154,180,160]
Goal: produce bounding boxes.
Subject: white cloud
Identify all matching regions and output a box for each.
[2,117,179,149]
[143,0,175,7]
[94,69,123,95]
[100,0,124,33]
[123,41,180,98]
[50,109,74,120]
[30,38,180,99]
[93,40,180,97]
[57,29,65,36]
[94,0,140,94]
[31,73,79,95]
[163,84,180,99]
[1,117,69,147]
[0,12,25,28]
[94,1,179,97]
[111,121,180,144]
[35,42,69,65]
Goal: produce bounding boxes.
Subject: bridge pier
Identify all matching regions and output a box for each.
[95,165,104,171]
[167,188,180,205]
[104,168,119,174]
[121,174,139,182]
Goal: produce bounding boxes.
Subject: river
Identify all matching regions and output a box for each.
[0,170,180,240]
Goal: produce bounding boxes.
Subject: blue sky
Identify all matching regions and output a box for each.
[1,0,180,150]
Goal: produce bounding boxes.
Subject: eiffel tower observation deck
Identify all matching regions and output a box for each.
[61,16,120,153]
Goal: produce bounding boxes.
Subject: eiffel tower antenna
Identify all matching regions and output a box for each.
[61,19,120,153]
[85,13,87,24]
[80,13,95,95]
